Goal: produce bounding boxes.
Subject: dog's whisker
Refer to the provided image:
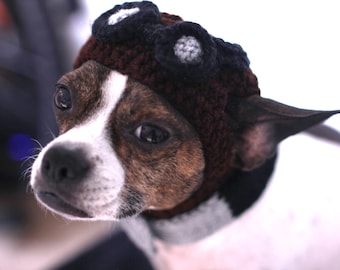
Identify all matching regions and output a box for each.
[31,138,44,151]
[20,154,38,186]
[20,138,43,186]
[47,127,57,140]
[21,154,38,168]
[25,182,34,194]
[20,139,43,171]
[22,167,32,180]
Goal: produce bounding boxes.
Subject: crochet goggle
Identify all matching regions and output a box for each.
[92,1,250,82]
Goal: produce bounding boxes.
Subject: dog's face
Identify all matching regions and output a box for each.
[31,59,339,221]
[30,60,205,220]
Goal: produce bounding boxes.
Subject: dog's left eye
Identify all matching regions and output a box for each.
[54,86,72,111]
[134,124,169,144]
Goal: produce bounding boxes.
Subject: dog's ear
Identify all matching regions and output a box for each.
[227,95,340,171]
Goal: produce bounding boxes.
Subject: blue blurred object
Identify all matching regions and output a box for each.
[6,133,34,161]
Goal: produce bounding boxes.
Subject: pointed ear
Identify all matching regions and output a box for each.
[227,95,340,171]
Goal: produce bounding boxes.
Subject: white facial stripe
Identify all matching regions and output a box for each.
[79,69,128,135]
[31,71,128,220]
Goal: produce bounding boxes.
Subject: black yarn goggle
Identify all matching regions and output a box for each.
[92,1,249,82]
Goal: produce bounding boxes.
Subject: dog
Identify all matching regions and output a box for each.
[30,2,340,269]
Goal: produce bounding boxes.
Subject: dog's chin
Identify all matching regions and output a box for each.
[35,191,144,221]
[36,191,91,219]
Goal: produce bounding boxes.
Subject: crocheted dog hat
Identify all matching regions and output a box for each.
[74,1,260,181]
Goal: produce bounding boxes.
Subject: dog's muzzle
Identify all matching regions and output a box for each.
[35,145,91,218]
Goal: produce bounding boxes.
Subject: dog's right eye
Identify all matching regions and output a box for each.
[54,86,72,111]
[134,124,169,144]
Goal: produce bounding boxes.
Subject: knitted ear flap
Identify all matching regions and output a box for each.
[92,1,160,42]
[154,22,218,82]
[227,95,340,171]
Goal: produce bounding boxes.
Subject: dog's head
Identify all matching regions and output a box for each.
[31,60,205,220]
[30,2,339,221]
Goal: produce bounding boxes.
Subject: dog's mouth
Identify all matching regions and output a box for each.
[37,191,90,218]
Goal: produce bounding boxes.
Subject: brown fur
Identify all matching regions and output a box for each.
[109,79,205,211]
[55,61,110,134]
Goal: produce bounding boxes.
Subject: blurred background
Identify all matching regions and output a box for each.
[0,0,339,269]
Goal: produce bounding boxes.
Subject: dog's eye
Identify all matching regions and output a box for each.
[134,124,169,144]
[54,86,72,111]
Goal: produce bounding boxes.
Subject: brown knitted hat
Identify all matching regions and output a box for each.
[74,1,260,183]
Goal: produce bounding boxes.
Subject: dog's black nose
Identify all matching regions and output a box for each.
[41,146,90,183]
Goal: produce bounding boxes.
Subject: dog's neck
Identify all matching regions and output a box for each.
[121,155,276,254]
